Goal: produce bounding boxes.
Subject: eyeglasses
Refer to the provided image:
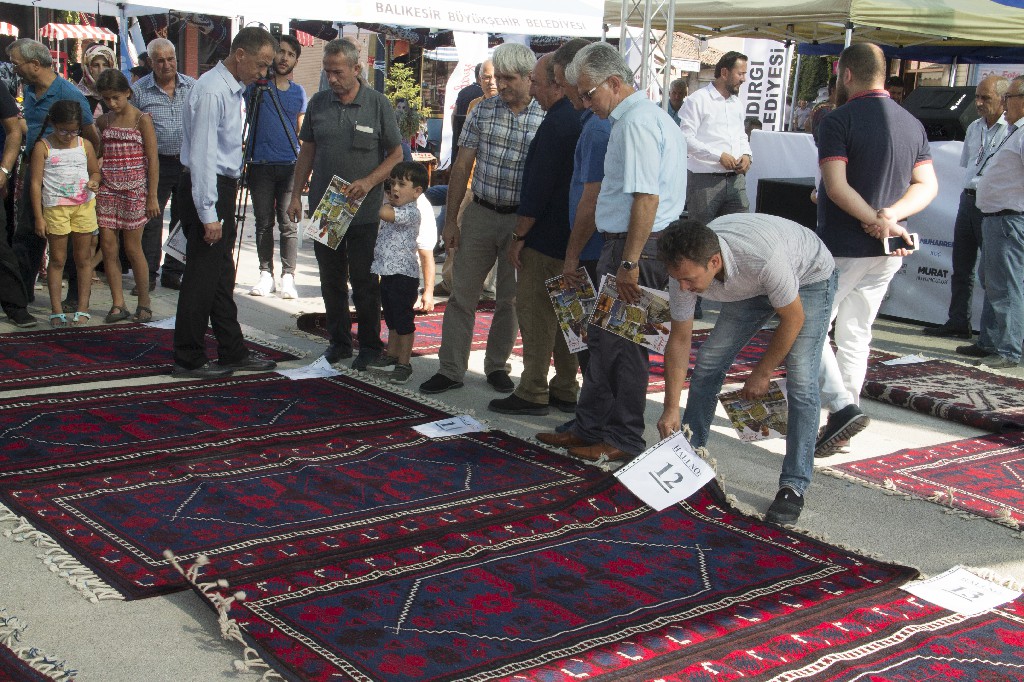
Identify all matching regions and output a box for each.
[581,77,611,103]
[1005,93,1024,100]
[54,128,80,138]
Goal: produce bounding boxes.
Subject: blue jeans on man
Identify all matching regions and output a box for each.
[978,214,1024,363]
[683,271,837,494]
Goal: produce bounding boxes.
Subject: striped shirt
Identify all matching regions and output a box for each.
[131,72,196,156]
[669,213,834,321]
[459,95,543,208]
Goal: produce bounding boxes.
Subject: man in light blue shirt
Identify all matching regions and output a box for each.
[172,27,279,379]
[537,42,687,462]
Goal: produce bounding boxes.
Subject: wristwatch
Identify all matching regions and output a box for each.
[0,167,9,179]
[620,260,638,271]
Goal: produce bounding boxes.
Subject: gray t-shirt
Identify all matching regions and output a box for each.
[300,83,402,225]
[669,213,835,320]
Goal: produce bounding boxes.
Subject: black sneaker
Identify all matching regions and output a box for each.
[956,343,992,358]
[420,373,464,394]
[352,351,383,372]
[549,395,577,413]
[486,370,515,393]
[389,363,413,384]
[8,309,38,328]
[923,323,971,339]
[367,355,399,371]
[765,486,804,525]
[489,394,550,416]
[814,404,870,458]
[324,343,353,364]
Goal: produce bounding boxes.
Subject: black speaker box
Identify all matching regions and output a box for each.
[902,86,978,141]
[756,177,818,229]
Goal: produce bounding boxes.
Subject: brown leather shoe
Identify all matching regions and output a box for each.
[536,431,593,448]
[567,442,631,462]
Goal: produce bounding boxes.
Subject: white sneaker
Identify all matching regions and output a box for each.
[250,271,275,296]
[280,273,298,299]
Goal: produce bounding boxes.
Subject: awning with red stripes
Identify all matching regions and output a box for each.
[0,22,19,38]
[293,30,314,47]
[38,23,117,42]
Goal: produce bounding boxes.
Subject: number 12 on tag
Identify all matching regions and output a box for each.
[614,431,716,511]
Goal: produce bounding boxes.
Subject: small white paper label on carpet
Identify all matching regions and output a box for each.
[275,357,340,380]
[614,431,716,511]
[414,415,485,438]
[901,566,1021,615]
[882,354,930,366]
[144,316,176,329]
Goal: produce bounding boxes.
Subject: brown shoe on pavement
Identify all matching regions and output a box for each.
[567,442,631,462]
[536,431,593,448]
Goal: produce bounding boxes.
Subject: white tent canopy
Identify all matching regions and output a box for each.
[603,0,1024,47]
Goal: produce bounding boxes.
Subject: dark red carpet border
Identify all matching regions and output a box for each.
[827,431,1024,530]
[0,373,449,485]
[189,482,917,682]
[862,359,1024,433]
[0,323,296,391]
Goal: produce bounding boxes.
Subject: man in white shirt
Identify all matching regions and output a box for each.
[924,75,1009,340]
[678,51,752,225]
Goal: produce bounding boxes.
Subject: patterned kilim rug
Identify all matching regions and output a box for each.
[296,301,508,356]
[863,359,1024,433]
[0,323,297,391]
[181,482,917,682]
[824,432,1024,532]
[1,430,608,600]
[649,592,1024,681]
[0,374,449,485]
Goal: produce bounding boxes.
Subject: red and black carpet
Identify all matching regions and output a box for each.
[863,359,1024,432]
[188,482,917,682]
[0,373,448,485]
[0,323,296,390]
[1,430,609,600]
[826,432,1024,531]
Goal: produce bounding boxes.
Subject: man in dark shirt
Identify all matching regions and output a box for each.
[450,62,490,166]
[0,86,36,327]
[490,54,583,416]
[814,43,936,457]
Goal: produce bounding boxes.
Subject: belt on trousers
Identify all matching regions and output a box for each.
[473,196,519,214]
[981,209,1024,217]
[963,188,977,197]
[598,231,662,240]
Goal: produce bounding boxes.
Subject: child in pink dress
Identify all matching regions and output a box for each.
[95,69,159,323]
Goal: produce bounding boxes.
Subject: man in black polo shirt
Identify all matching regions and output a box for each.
[814,43,937,457]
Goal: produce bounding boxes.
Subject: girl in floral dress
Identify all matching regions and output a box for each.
[95,69,159,323]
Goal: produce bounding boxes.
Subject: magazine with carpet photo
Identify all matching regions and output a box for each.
[719,379,788,441]
[546,268,597,354]
[589,274,671,354]
[304,175,363,250]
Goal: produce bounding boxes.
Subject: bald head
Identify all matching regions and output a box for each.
[836,43,886,104]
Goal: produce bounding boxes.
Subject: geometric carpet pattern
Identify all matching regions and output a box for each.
[1,430,609,599]
[863,359,1024,433]
[0,323,296,390]
[206,482,917,682]
[828,432,1024,530]
[0,373,449,485]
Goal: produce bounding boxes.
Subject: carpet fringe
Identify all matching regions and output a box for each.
[0,609,77,680]
[961,565,1024,592]
[333,366,488,425]
[239,327,308,360]
[0,503,122,603]
[163,550,282,681]
[817,466,1024,537]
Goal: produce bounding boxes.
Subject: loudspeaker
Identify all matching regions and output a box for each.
[756,177,817,230]
[902,86,977,141]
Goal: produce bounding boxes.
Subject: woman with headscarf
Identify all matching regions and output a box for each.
[77,43,116,116]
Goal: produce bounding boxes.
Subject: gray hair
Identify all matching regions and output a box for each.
[566,42,631,87]
[1010,76,1024,96]
[492,43,536,78]
[147,38,175,56]
[324,38,360,67]
[7,39,52,67]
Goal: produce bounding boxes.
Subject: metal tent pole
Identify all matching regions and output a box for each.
[788,52,803,131]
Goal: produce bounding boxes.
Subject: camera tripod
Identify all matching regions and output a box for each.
[234,66,301,269]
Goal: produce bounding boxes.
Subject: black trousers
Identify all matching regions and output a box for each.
[314,222,383,355]
[172,173,247,369]
[141,154,186,280]
[0,201,29,317]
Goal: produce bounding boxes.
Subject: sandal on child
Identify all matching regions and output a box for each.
[72,311,91,326]
[133,306,153,323]
[49,313,68,328]
[104,306,132,324]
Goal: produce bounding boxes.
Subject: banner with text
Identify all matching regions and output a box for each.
[740,39,789,133]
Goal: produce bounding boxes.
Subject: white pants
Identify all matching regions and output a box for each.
[819,255,902,413]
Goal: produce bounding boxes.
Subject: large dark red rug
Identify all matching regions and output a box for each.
[863,359,1024,432]
[826,432,1024,531]
[188,482,916,682]
[0,374,448,485]
[1,430,608,600]
[0,323,297,391]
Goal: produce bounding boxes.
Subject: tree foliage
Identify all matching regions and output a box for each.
[385,62,424,139]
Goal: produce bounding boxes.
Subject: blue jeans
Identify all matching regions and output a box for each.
[979,214,1024,362]
[683,271,837,494]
